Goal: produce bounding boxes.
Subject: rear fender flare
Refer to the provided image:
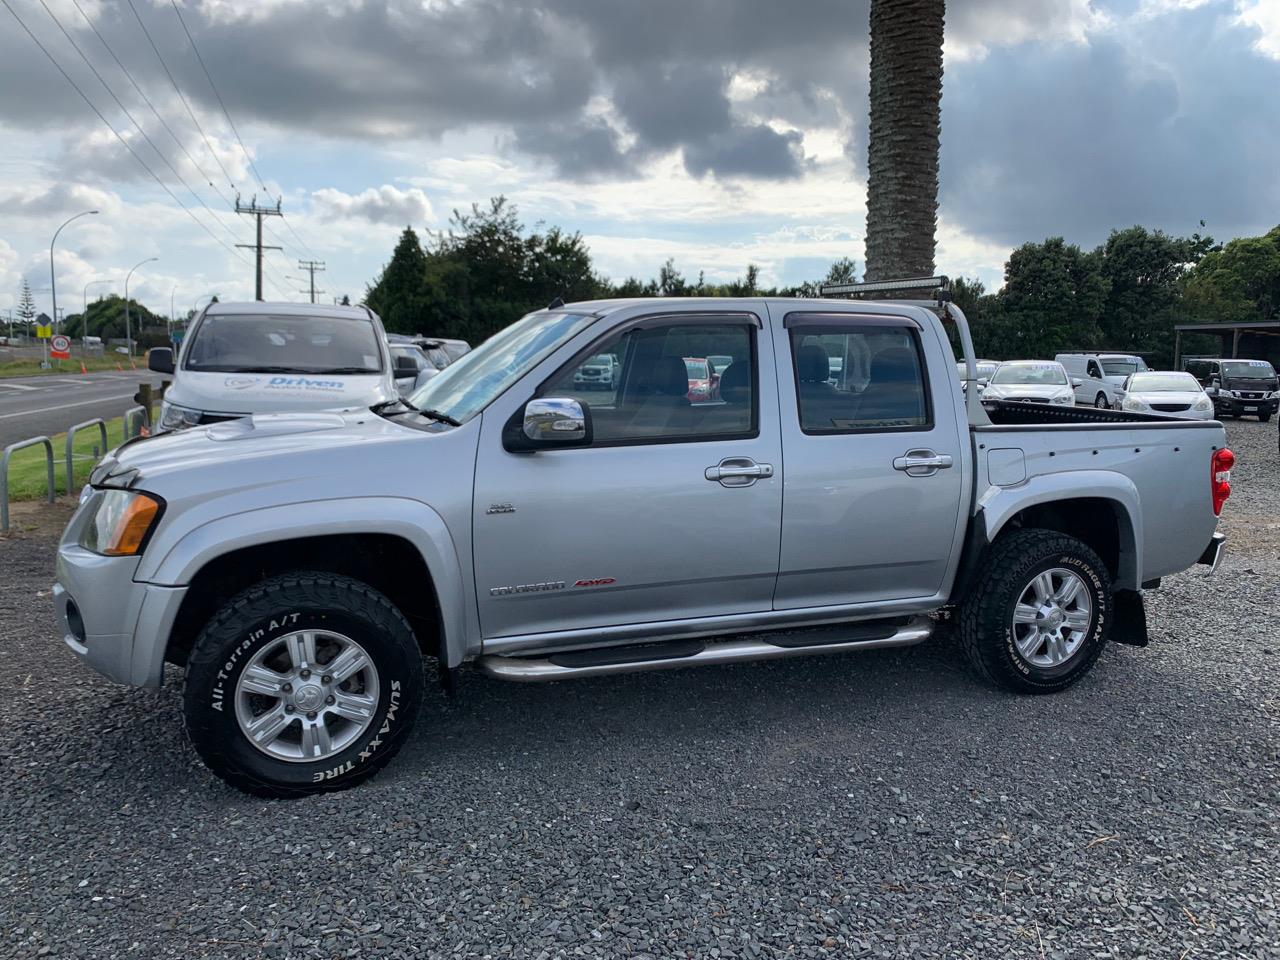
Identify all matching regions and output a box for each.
[977,471,1142,590]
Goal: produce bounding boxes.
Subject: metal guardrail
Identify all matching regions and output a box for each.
[65,418,108,495]
[2,436,54,533]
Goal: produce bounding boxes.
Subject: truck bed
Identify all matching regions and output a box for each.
[983,399,1197,426]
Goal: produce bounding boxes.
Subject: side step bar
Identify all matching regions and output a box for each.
[477,616,934,682]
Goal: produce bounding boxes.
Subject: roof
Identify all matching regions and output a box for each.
[1175,321,1280,333]
[204,300,374,320]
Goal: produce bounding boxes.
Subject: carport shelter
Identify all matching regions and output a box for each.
[1174,321,1280,367]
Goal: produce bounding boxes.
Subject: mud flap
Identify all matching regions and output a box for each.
[1110,589,1149,647]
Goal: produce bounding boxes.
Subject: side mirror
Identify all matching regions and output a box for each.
[148,347,174,374]
[1071,377,1083,388]
[977,377,989,387]
[505,397,592,451]
[393,355,418,378]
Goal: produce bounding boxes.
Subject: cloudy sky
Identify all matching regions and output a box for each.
[0,0,1277,319]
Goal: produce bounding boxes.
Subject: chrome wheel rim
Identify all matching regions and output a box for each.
[1095,394,1109,409]
[234,629,380,763]
[1011,568,1093,668]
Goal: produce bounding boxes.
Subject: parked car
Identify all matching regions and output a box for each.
[683,357,716,402]
[1183,357,1278,421]
[1118,371,1215,419]
[979,360,1077,405]
[1055,353,1147,408]
[388,343,440,397]
[148,302,400,432]
[436,338,471,362]
[573,353,619,390]
[385,333,453,373]
[955,359,999,394]
[58,288,1229,797]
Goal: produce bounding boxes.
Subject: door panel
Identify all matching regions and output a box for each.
[770,307,967,609]
[473,316,782,639]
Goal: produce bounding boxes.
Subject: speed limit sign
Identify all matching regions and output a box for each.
[50,334,71,360]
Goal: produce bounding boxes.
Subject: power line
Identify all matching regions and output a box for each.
[166,0,324,262]
[1,0,253,274]
[68,0,226,201]
[34,0,243,249]
[235,195,283,301]
[123,0,240,193]
[169,0,269,195]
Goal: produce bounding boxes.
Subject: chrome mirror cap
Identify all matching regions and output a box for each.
[522,398,589,444]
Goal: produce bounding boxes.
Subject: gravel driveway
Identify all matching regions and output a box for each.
[2,421,1277,959]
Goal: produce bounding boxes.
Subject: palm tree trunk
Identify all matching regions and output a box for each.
[865,0,945,281]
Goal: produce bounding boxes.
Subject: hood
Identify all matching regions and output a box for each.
[985,383,1070,398]
[1223,376,1279,391]
[101,410,414,486]
[1126,390,1208,405]
[166,370,394,415]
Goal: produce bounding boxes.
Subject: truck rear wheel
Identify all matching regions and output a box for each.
[183,572,424,798]
[958,529,1113,693]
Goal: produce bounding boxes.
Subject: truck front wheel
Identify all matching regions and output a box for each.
[958,529,1113,693]
[183,572,424,798]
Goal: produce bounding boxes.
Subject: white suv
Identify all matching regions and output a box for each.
[150,302,402,431]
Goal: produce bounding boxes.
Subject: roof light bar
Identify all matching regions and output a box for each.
[820,275,952,299]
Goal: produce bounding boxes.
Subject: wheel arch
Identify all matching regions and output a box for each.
[978,476,1141,591]
[137,498,475,684]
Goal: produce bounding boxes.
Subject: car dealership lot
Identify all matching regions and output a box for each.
[1,421,1277,959]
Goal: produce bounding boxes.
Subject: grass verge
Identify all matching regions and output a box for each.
[0,356,138,378]
[3,407,156,502]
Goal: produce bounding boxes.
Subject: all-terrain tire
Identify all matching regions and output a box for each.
[1094,393,1109,409]
[958,529,1113,694]
[183,572,424,798]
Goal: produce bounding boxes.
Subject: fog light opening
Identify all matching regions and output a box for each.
[66,599,87,645]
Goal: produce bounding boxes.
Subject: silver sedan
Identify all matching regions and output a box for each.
[1118,371,1215,419]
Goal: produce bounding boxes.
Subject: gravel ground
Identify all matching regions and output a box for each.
[2,421,1277,960]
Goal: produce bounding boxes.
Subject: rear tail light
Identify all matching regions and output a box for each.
[1211,448,1234,516]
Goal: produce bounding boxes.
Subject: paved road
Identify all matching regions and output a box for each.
[0,371,160,448]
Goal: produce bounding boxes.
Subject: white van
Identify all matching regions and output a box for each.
[148,302,404,431]
[1055,353,1149,408]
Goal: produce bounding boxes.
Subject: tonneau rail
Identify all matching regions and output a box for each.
[982,400,1218,427]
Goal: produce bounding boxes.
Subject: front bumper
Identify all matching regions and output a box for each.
[1213,395,1278,416]
[53,542,187,688]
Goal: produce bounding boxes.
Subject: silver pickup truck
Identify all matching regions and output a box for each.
[53,280,1233,797]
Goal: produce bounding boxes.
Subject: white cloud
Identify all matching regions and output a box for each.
[1236,0,1280,58]
[310,185,435,226]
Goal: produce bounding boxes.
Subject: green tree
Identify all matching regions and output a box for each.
[65,294,164,340]
[980,238,1109,359]
[1182,226,1280,324]
[1094,226,1213,365]
[17,278,36,331]
[365,226,431,333]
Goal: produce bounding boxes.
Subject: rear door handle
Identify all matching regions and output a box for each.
[893,450,954,477]
[705,457,774,487]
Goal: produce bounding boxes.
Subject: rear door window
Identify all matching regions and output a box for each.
[787,323,930,433]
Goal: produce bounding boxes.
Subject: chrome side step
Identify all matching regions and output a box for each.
[476,616,934,682]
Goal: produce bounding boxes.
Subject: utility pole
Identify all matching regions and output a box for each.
[234,194,283,301]
[297,260,325,304]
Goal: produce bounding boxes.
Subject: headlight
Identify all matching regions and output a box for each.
[78,490,164,556]
[160,401,203,431]
[1121,397,1148,412]
[1193,397,1212,411]
[1051,392,1073,404]
[1220,390,1235,399]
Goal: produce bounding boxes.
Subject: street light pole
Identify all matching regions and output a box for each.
[51,210,98,339]
[193,293,216,315]
[123,257,158,358]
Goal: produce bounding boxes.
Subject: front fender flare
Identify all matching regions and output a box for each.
[137,497,473,670]
[976,471,1142,590]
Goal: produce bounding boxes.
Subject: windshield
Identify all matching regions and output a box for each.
[1101,357,1147,376]
[991,362,1068,385]
[684,358,710,379]
[1222,360,1277,380]
[185,314,383,374]
[957,361,998,379]
[408,311,597,423]
[1128,372,1200,392]
[390,345,425,372]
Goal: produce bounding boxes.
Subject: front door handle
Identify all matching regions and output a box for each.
[705,457,774,487]
[893,449,954,477]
